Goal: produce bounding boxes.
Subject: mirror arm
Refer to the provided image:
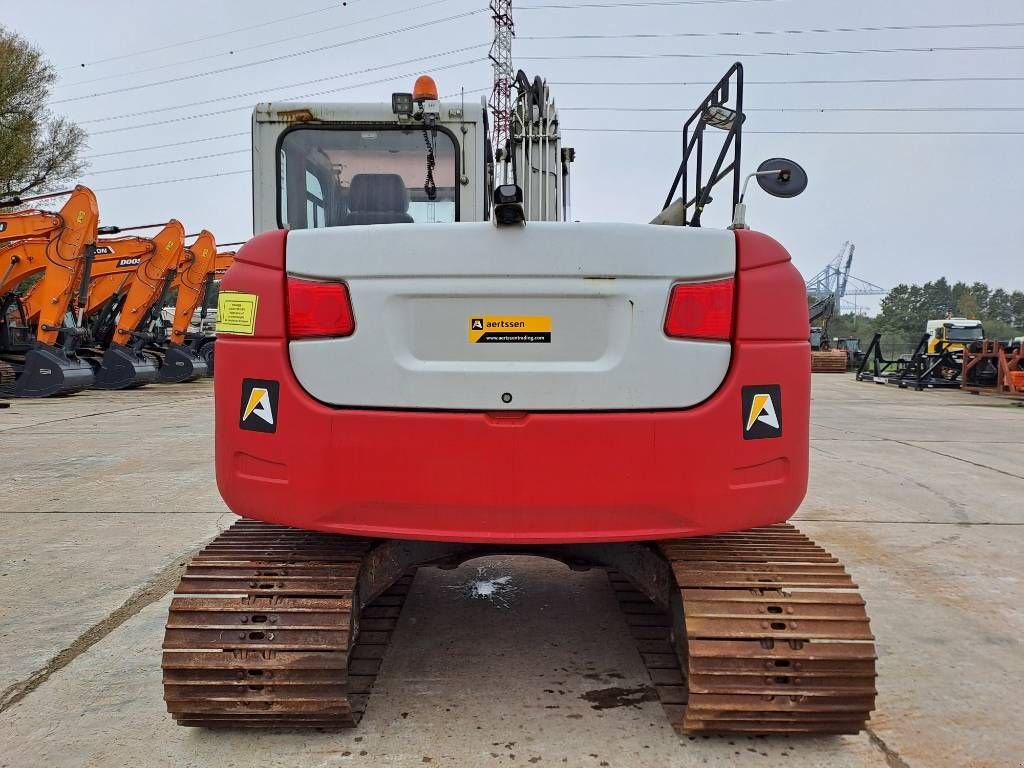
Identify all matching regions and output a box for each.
[732,170,781,229]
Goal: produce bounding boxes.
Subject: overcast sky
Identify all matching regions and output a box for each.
[5,0,1023,311]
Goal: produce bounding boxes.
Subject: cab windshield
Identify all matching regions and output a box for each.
[279,127,457,229]
[946,326,984,342]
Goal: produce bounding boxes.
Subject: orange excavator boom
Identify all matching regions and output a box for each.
[157,231,219,383]
[0,186,100,397]
[92,220,185,390]
[0,187,88,244]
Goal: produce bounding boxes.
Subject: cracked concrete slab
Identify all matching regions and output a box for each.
[0,512,229,696]
[801,521,1024,768]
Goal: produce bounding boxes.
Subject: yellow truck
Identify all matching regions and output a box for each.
[926,317,984,355]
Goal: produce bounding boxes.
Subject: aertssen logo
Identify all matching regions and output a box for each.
[240,378,279,433]
[741,385,782,440]
[469,315,551,343]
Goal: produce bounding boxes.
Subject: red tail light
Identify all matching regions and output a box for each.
[664,279,734,340]
[287,278,355,339]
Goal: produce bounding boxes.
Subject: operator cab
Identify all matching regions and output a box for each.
[927,317,984,354]
[253,80,490,234]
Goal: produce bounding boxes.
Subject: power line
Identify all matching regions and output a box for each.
[561,128,1024,135]
[59,0,466,88]
[86,57,484,136]
[518,44,1024,63]
[519,0,784,7]
[85,87,491,160]
[561,105,1024,112]
[81,95,1019,163]
[55,2,355,71]
[88,150,250,176]
[92,170,252,194]
[83,133,249,160]
[87,127,1019,194]
[551,75,1024,86]
[77,45,486,125]
[50,10,487,105]
[520,20,1024,42]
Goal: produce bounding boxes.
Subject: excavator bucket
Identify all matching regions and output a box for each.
[92,343,159,390]
[11,343,95,397]
[156,342,207,383]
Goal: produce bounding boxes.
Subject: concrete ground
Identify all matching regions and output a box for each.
[0,376,1021,767]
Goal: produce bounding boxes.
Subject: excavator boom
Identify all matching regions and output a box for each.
[158,232,218,383]
[0,186,99,397]
[92,221,185,390]
[0,210,62,242]
[24,236,166,337]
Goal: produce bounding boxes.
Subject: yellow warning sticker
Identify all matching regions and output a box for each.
[469,315,551,343]
[216,291,259,336]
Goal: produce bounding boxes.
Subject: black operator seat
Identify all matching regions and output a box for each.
[344,173,415,225]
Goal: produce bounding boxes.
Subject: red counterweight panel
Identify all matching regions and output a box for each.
[214,228,810,544]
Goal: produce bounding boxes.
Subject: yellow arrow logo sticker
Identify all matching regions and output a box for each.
[243,387,274,425]
[745,392,780,432]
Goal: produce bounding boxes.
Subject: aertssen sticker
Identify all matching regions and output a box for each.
[742,385,782,440]
[469,316,551,343]
[240,379,279,433]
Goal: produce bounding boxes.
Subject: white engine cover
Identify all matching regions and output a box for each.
[286,222,735,411]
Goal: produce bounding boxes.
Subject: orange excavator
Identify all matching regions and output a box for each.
[0,186,100,396]
[156,230,221,383]
[195,249,238,376]
[75,220,186,389]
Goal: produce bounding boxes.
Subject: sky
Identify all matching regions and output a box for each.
[4,0,1023,313]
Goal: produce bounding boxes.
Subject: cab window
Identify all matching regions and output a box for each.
[279,127,458,229]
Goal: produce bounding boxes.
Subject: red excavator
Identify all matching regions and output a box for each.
[161,68,876,737]
[0,186,100,396]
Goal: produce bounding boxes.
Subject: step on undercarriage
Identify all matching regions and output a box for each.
[163,521,875,733]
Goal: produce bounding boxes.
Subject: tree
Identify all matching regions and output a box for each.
[0,26,87,198]
[1011,291,1024,329]
[988,289,1013,325]
[956,289,979,319]
[856,278,1023,353]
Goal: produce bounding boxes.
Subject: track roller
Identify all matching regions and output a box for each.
[157,343,208,383]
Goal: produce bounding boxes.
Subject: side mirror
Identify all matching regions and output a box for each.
[732,157,809,229]
[755,158,808,198]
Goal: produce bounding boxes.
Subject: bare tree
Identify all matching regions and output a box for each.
[0,25,87,198]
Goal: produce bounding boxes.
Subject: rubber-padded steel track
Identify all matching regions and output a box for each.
[616,523,876,735]
[162,520,411,728]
